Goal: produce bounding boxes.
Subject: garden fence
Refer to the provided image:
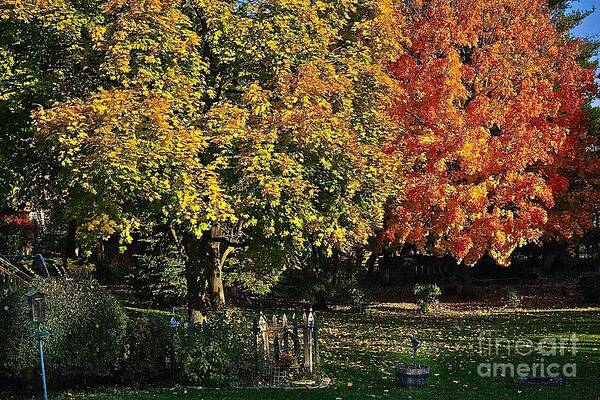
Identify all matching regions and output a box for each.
[252,309,320,374]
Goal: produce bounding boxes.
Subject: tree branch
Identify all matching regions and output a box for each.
[210,236,247,248]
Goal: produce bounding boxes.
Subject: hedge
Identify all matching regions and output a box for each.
[0,280,127,385]
[0,281,257,389]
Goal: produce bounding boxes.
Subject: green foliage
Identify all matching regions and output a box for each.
[129,232,187,305]
[2,282,251,387]
[121,310,173,384]
[0,285,17,379]
[174,311,251,387]
[0,0,102,208]
[280,253,368,308]
[14,0,406,295]
[0,279,127,384]
[548,0,597,34]
[58,258,95,280]
[24,307,600,400]
[413,283,442,312]
[0,283,261,388]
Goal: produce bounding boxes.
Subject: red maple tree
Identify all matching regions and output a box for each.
[384,0,598,265]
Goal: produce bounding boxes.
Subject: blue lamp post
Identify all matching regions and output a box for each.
[169,308,179,382]
[26,288,49,400]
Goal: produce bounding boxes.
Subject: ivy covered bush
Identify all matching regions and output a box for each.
[0,279,127,385]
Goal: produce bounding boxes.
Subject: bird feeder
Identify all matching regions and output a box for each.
[25,288,46,324]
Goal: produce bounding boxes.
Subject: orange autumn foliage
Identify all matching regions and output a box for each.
[384,0,598,265]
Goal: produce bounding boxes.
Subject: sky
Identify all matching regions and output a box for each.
[569,0,600,105]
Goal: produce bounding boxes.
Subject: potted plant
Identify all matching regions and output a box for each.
[396,335,430,387]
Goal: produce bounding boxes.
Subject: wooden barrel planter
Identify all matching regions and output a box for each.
[396,364,430,387]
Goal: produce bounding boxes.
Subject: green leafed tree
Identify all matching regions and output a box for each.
[10,0,407,321]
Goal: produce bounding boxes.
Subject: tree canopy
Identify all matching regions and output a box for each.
[1,0,597,317]
[6,0,406,318]
[383,0,598,265]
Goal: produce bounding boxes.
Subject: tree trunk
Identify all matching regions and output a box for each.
[366,251,379,278]
[461,264,475,299]
[182,232,210,324]
[208,253,225,309]
[541,244,570,274]
[181,226,227,323]
[208,226,226,309]
[94,240,108,281]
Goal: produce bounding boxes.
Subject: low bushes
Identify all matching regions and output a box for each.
[122,310,259,387]
[0,281,258,389]
[0,280,127,385]
[504,288,523,308]
[175,311,251,387]
[121,309,173,383]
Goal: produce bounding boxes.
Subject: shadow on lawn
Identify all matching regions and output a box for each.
[3,307,600,400]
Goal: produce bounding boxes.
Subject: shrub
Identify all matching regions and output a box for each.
[0,286,19,379]
[60,258,96,280]
[0,279,127,385]
[579,272,600,304]
[349,287,368,313]
[129,231,187,305]
[414,283,442,312]
[175,311,250,387]
[120,309,173,383]
[504,288,522,308]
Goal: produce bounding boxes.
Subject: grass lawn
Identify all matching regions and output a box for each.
[65,305,600,400]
